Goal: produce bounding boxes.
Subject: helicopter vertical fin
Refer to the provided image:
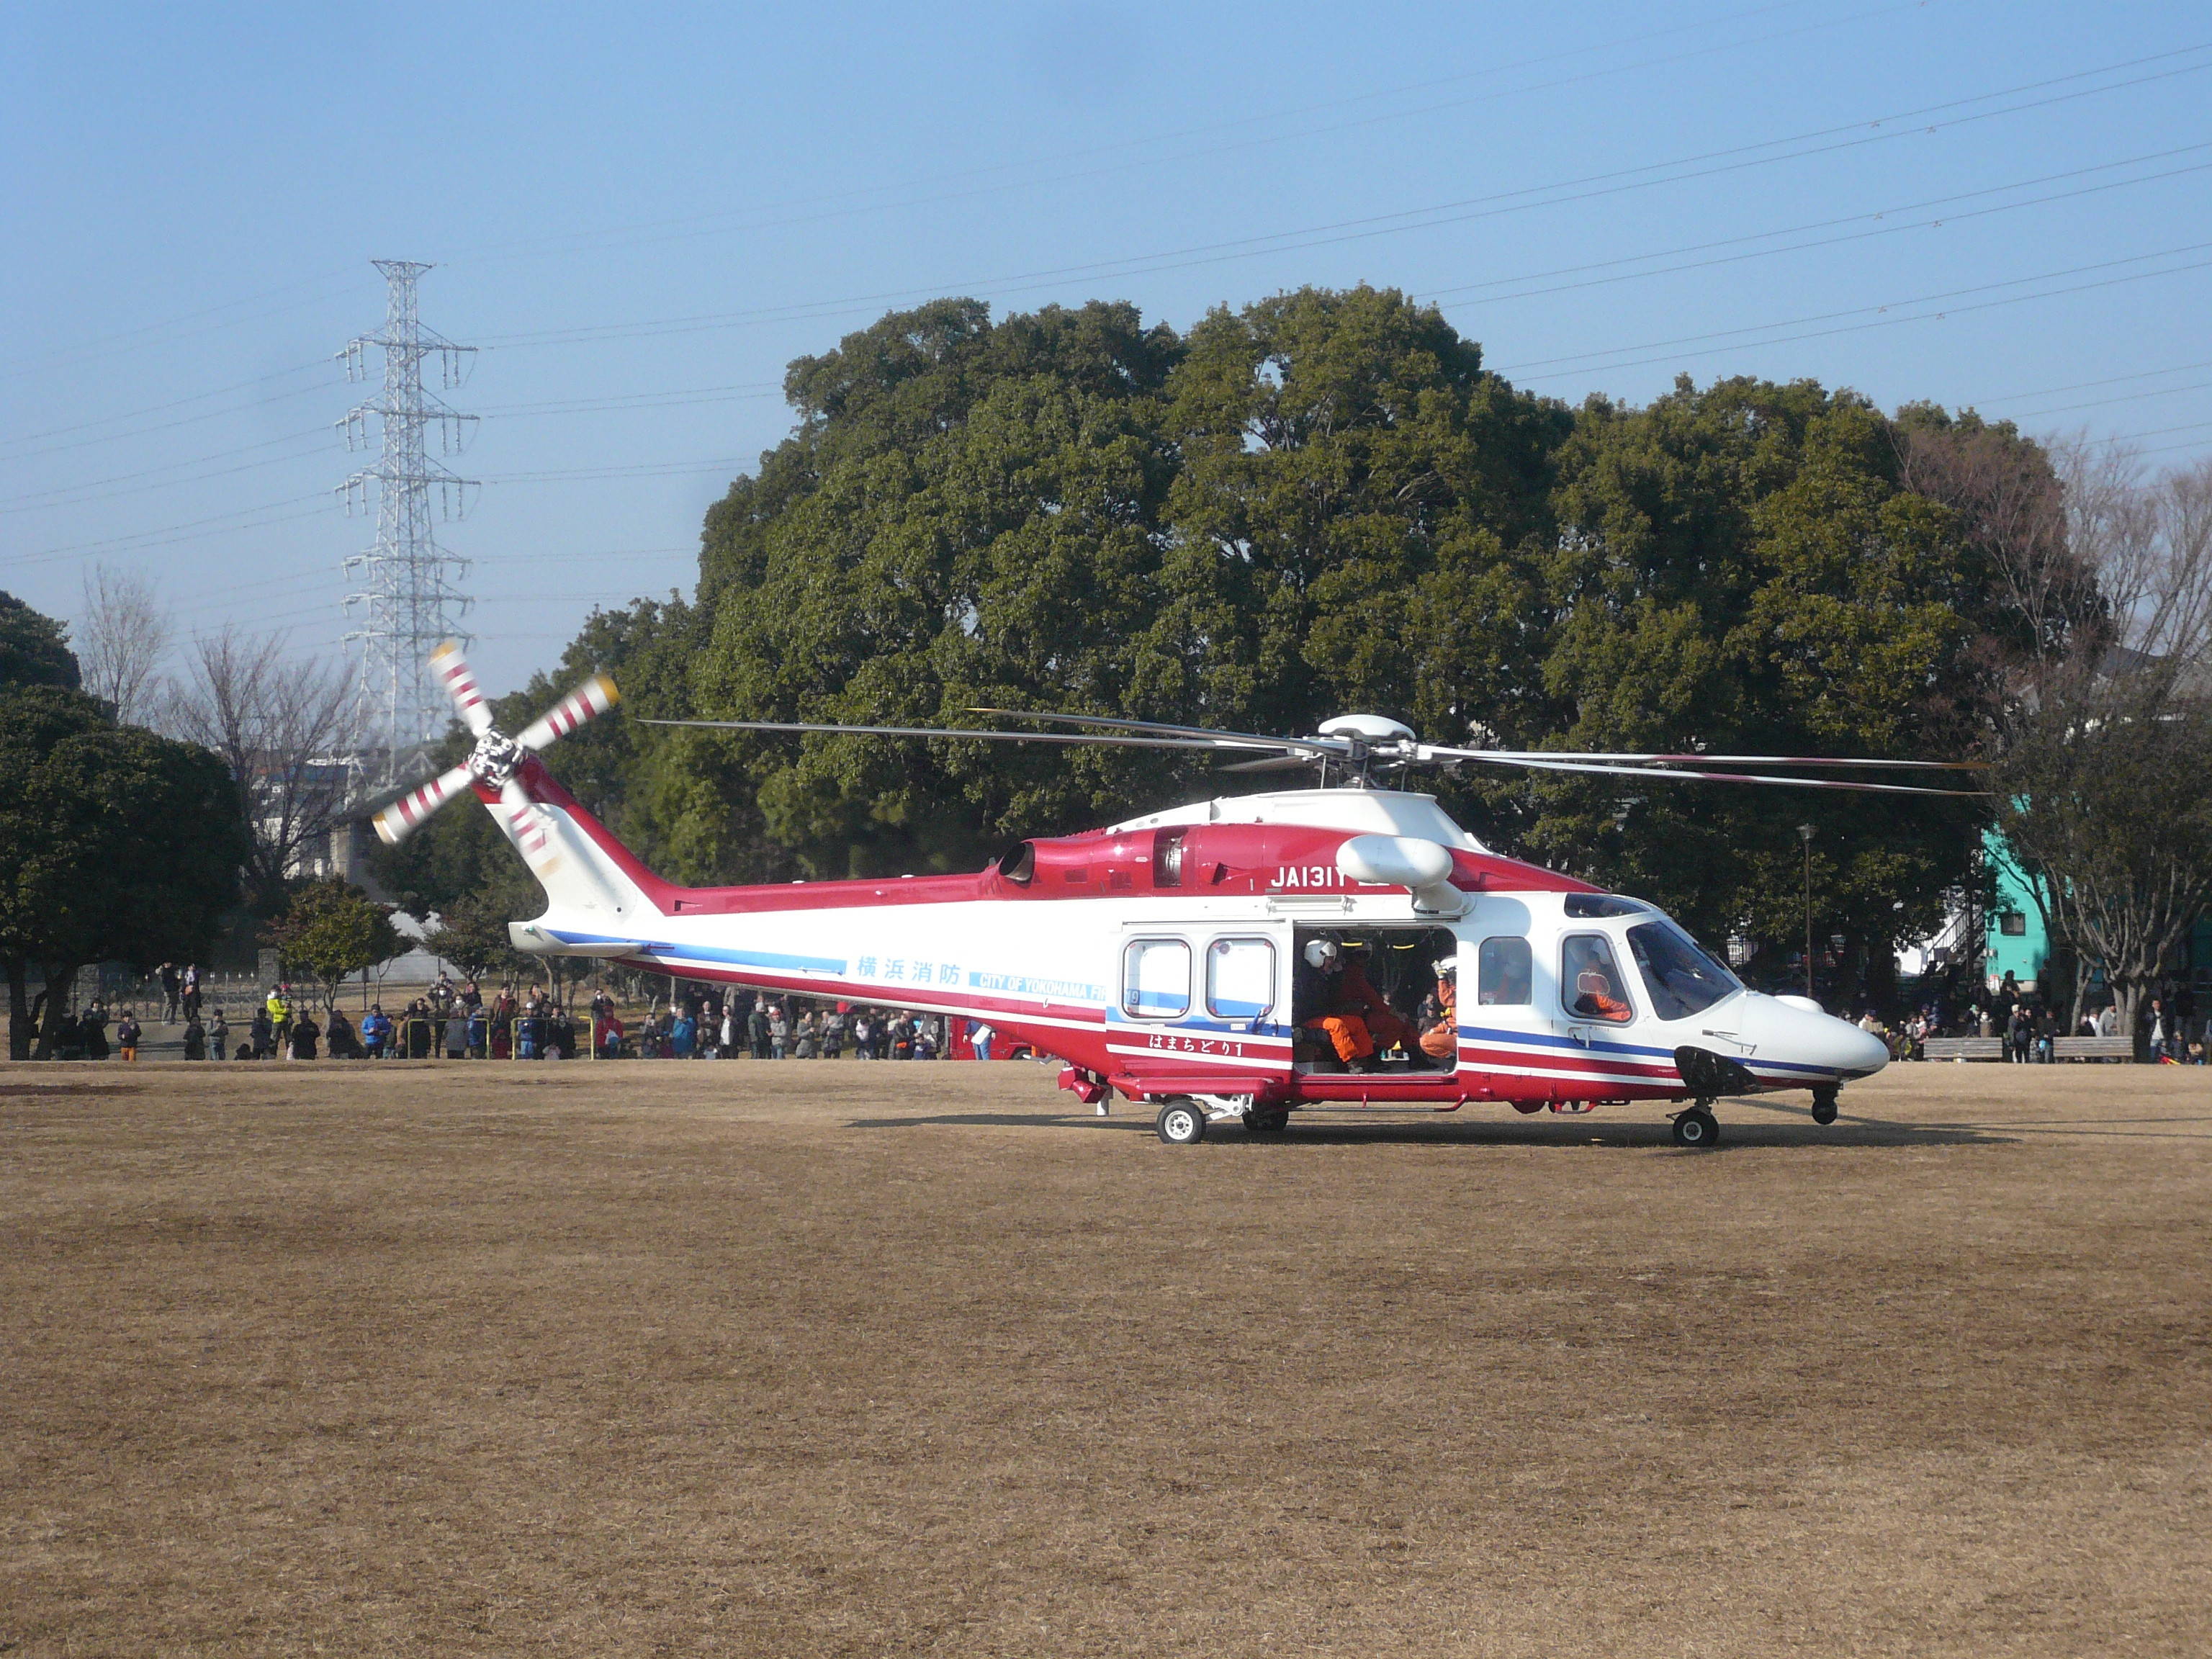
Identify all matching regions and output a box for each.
[478,757,676,950]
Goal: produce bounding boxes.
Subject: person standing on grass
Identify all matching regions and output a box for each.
[290,1007,320,1061]
[325,1006,361,1059]
[81,1004,110,1061]
[183,1012,207,1060]
[181,963,201,1022]
[115,1010,141,1061]
[208,1007,228,1061]
[768,1002,789,1060]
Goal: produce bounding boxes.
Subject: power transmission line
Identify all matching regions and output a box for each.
[444,1,1925,271]
[475,45,2212,351]
[1490,240,2212,379]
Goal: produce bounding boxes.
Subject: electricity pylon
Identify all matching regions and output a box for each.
[338,258,478,790]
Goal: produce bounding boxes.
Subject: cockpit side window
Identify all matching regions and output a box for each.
[1561,933,1634,1023]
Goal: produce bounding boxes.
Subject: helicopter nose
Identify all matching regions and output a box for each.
[1735,994,1890,1080]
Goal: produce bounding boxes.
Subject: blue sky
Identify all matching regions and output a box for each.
[4,1,2208,696]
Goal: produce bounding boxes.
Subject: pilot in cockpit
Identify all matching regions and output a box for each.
[1563,935,1633,1023]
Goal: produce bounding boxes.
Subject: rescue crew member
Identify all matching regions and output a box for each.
[1296,937,1377,1069]
[1565,940,1633,1022]
[1419,956,1458,1062]
[1339,939,1419,1059]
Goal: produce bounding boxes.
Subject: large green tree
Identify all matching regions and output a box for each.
[0,682,248,1058]
[1156,283,1566,739]
[0,591,81,693]
[1526,377,1997,1003]
[264,879,403,1009]
[686,297,1192,877]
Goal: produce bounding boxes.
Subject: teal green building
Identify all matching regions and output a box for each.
[1982,829,2212,998]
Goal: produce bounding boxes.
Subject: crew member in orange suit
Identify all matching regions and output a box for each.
[1298,937,1375,1068]
[1339,939,1419,1058]
[1419,956,1459,1063]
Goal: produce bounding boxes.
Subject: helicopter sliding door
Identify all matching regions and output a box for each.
[1110,923,1296,1091]
[1455,899,1671,1104]
[1454,896,1579,1103]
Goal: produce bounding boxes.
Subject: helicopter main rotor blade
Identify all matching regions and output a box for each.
[968,706,1343,755]
[1464,748,1984,771]
[1433,749,1986,797]
[1218,752,1325,774]
[639,717,1303,757]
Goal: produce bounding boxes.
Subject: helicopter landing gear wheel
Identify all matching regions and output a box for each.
[1671,1106,1721,1148]
[1810,1086,1840,1125]
[1155,1099,1208,1146]
[1242,1105,1290,1134]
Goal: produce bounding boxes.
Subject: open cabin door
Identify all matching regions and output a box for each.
[1285,921,1462,1102]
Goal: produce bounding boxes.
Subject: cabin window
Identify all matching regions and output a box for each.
[1476,937,1532,1006]
[1561,933,1635,1024]
[1206,938,1276,1020]
[2000,912,2027,936]
[1122,938,1192,1020]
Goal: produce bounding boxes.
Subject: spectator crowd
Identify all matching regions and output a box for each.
[26,970,1022,1065]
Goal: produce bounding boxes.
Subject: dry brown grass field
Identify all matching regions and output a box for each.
[1,1058,2206,1657]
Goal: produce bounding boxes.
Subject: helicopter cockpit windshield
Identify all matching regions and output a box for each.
[1625,917,1743,1021]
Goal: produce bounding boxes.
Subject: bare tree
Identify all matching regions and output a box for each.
[165,628,360,912]
[1990,447,2212,1043]
[76,564,171,725]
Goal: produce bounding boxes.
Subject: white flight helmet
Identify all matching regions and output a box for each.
[1303,937,1339,970]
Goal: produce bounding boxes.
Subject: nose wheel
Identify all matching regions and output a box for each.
[1671,1105,1722,1148]
[1810,1085,1840,1125]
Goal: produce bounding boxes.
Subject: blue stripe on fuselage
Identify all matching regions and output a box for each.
[547,929,848,976]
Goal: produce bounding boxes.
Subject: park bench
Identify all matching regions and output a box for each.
[1922,1036,2005,1061]
[2051,1035,2135,1062]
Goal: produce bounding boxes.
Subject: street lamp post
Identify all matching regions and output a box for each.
[1797,823,1817,1002]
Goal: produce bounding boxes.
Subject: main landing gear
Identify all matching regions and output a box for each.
[1670,1103,1722,1148]
[1155,1100,1208,1145]
[1155,1095,1283,1143]
[1810,1084,1840,1125]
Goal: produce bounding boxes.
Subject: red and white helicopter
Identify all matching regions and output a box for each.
[377,642,1982,1148]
